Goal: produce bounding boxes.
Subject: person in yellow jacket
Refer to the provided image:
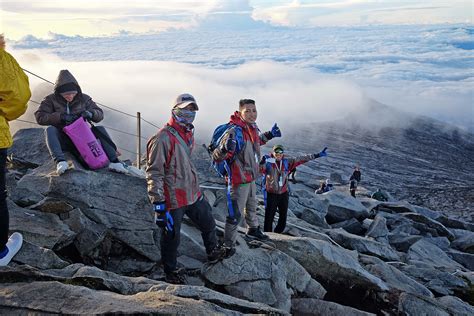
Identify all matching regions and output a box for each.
[0,34,30,266]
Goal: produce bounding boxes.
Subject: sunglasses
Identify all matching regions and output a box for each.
[274,150,284,154]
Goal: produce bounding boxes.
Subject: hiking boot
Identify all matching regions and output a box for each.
[207,245,227,263]
[108,162,128,174]
[0,232,23,266]
[223,245,236,258]
[164,270,187,285]
[246,226,269,241]
[56,161,69,175]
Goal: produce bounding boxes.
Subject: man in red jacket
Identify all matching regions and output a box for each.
[212,99,281,253]
[146,93,225,284]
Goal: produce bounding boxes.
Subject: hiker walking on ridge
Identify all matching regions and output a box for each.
[262,145,328,233]
[0,34,30,266]
[211,98,282,254]
[34,69,127,175]
[349,165,361,197]
[146,93,226,284]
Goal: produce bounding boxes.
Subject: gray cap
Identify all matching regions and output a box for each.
[173,93,199,110]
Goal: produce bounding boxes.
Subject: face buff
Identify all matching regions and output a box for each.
[172,108,196,125]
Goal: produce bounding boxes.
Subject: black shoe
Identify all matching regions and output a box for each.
[223,245,236,258]
[207,245,227,263]
[246,227,269,241]
[164,270,187,285]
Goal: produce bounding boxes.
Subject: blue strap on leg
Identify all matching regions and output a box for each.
[224,161,237,224]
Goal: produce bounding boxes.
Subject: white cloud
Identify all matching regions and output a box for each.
[252,0,473,27]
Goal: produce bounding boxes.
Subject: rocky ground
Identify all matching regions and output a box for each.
[0,125,473,315]
[257,102,474,221]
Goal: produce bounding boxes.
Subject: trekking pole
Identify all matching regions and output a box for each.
[136,112,141,168]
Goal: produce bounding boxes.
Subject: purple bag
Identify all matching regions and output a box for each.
[63,118,110,169]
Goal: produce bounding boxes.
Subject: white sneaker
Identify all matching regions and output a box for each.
[126,165,146,178]
[0,232,23,266]
[56,161,69,175]
[108,162,128,174]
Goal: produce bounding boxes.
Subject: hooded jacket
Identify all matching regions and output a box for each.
[261,153,317,194]
[34,70,103,128]
[146,117,201,210]
[0,48,30,148]
[212,111,270,186]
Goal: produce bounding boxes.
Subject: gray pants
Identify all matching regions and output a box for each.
[224,181,259,247]
[46,125,118,163]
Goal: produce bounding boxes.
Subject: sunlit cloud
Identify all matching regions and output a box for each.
[252,0,473,27]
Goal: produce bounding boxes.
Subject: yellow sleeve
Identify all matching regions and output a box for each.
[0,50,31,121]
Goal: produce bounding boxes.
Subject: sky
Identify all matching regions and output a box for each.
[1,0,472,39]
[1,1,473,157]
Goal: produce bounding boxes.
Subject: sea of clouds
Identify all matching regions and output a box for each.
[8,23,473,158]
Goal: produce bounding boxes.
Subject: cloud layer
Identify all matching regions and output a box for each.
[10,23,473,132]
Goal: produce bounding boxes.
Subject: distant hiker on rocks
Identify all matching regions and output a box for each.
[211,99,281,253]
[349,165,361,197]
[0,34,30,266]
[315,178,333,194]
[371,188,388,202]
[315,181,326,194]
[262,145,327,233]
[34,69,127,175]
[146,93,226,284]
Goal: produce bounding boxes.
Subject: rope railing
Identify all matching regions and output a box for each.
[22,68,163,167]
[15,119,137,156]
[27,99,148,141]
[23,68,159,129]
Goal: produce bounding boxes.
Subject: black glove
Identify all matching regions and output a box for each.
[81,110,93,120]
[222,134,236,152]
[60,113,78,125]
[259,155,267,165]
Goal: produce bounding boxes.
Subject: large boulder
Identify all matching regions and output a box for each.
[269,234,389,292]
[398,292,450,316]
[291,298,375,316]
[400,213,454,240]
[9,128,50,166]
[365,214,389,243]
[289,190,329,228]
[396,264,469,296]
[359,255,433,298]
[451,229,474,254]
[11,159,163,274]
[436,296,474,315]
[202,244,326,312]
[317,191,370,224]
[407,239,464,270]
[0,281,248,315]
[9,200,76,250]
[328,229,400,261]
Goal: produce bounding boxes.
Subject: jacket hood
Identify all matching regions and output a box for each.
[54,70,82,94]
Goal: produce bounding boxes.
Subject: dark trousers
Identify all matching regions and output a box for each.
[264,191,289,233]
[161,196,217,274]
[0,149,9,250]
[45,125,118,164]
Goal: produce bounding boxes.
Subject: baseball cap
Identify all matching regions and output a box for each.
[173,93,199,110]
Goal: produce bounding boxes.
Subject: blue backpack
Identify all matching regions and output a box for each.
[207,123,244,177]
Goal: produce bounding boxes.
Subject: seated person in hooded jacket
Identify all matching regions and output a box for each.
[34,69,127,175]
